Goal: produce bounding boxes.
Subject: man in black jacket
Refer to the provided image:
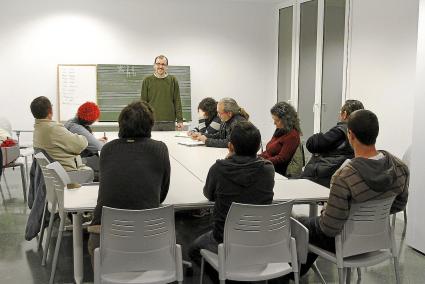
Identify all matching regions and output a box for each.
[301,100,364,187]
[188,121,275,265]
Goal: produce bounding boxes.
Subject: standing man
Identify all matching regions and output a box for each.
[141,55,183,131]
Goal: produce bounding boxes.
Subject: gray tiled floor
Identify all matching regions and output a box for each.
[1,167,424,283]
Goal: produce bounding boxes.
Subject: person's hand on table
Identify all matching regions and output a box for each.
[187,130,194,136]
[191,132,201,140]
[197,135,207,143]
[176,122,184,130]
[98,137,108,143]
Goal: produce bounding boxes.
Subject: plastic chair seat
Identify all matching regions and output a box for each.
[310,244,392,268]
[201,248,292,281]
[101,270,176,284]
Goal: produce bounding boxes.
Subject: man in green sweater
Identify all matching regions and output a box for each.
[141,55,183,131]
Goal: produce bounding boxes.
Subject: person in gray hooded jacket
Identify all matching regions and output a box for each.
[295,109,409,277]
[188,121,275,265]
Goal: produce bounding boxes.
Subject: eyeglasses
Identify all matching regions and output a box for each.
[155,62,168,67]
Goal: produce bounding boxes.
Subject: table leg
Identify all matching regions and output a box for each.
[309,202,318,217]
[72,212,84,284]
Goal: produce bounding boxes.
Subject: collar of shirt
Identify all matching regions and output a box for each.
[153,72,168,79]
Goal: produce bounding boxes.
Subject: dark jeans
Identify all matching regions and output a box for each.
[188,230,219,266]
[297,216,335,276]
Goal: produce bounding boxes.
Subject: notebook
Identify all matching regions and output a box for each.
[175,132,191,138]
[178,140,205,146]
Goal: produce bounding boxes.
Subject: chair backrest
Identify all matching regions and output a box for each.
[99,205,177,275]
[46,162,71,212]
[223,201,293,271]
[339,196,396,258]
[35,153,57,204]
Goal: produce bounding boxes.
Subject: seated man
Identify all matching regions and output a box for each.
[88,101,170,262]
[192,98,249,148]
[301,100,364,187]
[30,96,93,183]
[189,121,275,265]
[297,109,409,276]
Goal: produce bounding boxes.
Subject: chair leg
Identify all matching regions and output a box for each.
[403,208,407,224]
[49,217,64,284]
[346,268,351,284]
[19,164,27,203]
[42,204,57,266]
[356,268,361,280]
[312,263,326,284]
[393,257,401,284]
[200,257,205,284]
[2,171,12,199]
[294,272,300,284]
[338,268,345,284]
[37,201,47,251]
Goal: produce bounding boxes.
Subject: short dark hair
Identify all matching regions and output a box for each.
[154,55,168,65]
[347,109,379,145]
[230,121,261,156]
[198,97,218,121]
[118,101,154,138]
[30,96,52,119]
[341,99,364,116]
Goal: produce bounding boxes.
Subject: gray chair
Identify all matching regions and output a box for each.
[94,205,183,284]
[1,143,28,202]
[309,196,400,284]
[200,201,300,284]
[44,161,71,284]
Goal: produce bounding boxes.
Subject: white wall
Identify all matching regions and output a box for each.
[346,0,419,158]
[0,0,278,143]
[407,0,425,254]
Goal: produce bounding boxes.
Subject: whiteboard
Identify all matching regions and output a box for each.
[57,65,97,121]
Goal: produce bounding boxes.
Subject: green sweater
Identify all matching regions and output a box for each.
[141,75,183,122]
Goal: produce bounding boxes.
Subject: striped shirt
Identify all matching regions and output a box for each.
[319,150,409,237]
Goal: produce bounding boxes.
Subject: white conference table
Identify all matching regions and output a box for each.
[65,131,330,284]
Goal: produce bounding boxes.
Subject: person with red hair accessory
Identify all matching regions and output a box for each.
[65,102,107,156]
[65,102,107,180]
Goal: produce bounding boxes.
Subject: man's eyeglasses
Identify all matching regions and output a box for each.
[155,62,168,67]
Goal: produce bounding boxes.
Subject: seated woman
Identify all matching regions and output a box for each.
[193,98,249,148]
[87,101,171,262]
[64,102,107,157]
[260,102,301,176]
[65,102,107,180]
[189,97,221,135]
[301,99,364,187]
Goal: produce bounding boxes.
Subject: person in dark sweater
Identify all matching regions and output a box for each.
[189,97,221,135]
[295,110,409,277]
[87,101,171,262]
[260,102,301,176]
[188,121,275,265]
[141,55,183,131]
[301,100,364,187]
[192,97,249,148]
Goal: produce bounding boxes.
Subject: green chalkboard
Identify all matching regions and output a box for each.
[97,64,191,122]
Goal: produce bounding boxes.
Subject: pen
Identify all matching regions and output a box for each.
[103,132,106,138]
